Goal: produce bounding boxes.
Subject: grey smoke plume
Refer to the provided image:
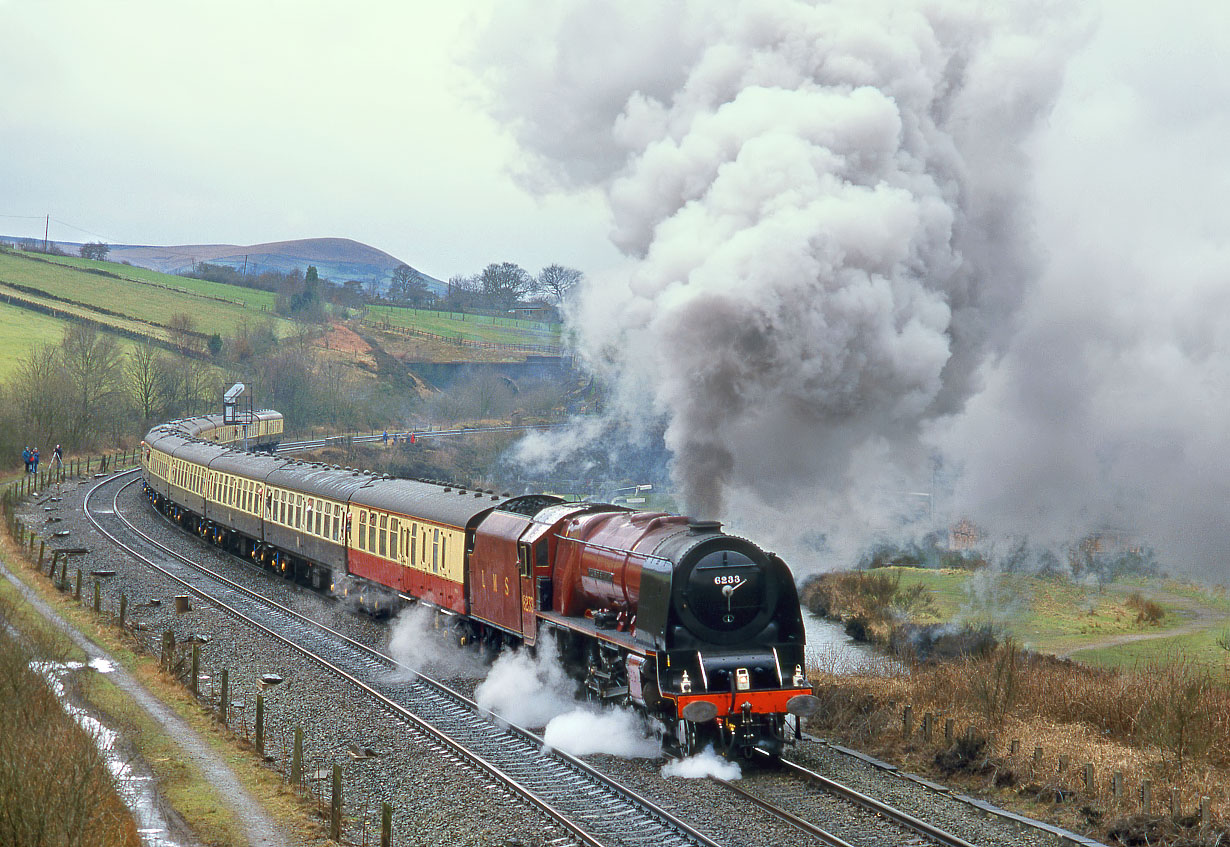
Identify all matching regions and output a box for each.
[478,3,1230,578]
[936,3,1230,579]
[477,0,1085,551]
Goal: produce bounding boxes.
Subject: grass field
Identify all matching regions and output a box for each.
[38,254,281,312]
[0,299,141,381]
[861,566,1230,671]
[0,252,293,339]
[366,303,563,347]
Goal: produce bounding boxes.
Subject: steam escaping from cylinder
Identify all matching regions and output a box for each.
[475,1,1087,546]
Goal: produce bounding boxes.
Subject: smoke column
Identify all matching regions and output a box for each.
[476,2,1230,577]
[476,0,1083,551]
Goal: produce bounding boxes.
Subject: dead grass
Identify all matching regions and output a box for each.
[0,511,330,846]
[808,643,1230,845]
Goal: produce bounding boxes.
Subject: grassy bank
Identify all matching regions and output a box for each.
[0,523,324,846]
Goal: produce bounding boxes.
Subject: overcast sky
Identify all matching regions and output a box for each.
[0,1,623,281]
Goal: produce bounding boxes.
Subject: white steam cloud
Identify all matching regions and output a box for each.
[661,746,743,781]
[475,640,661,758]
[476,1,1230,579]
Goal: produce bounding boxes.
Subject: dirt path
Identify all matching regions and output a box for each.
[1056,590,1228,659]
[0,561,289,847]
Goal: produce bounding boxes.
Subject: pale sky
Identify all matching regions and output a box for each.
[0,1,623,281]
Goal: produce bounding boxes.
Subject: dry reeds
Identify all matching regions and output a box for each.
[0,602,140,847]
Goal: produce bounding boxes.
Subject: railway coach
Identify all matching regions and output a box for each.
[141,411,817,760]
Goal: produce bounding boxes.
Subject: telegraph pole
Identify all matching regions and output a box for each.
[43,214,49,252]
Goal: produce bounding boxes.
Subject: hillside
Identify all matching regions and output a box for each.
[1,236,442,294]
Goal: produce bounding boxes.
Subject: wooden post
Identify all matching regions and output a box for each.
[1083,763,1094,793]
[1058,754,1069,773]
[93,580,101,613]
[59,559,67,589]
[50,550,60,578]
[381,802,392,847]
[120,593,127,627]
[219,669,229,725]
[1171,788,1181,818]
[74,568,81,600]
[29,532,35,553]
[1200,796,1209,825]
[1033,746,1043,773]
[330,764,342,841]
[255,695,265,754]
[1010,739,1021,757]
[38,540,44,570]
[1141,780,1152,814]
[190,645,199,695]
[902,704,913,739]
[1112,771,1123,800]
[923,712,933,743]
[291,728,303,786]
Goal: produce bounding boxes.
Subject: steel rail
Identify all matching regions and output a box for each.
[752,750,980,847]
[85,470,720,847]
[708,775,856,847]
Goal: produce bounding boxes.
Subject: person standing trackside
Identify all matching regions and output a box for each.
[53,444,63,468]
[31,447,39,474]
[22,446,30,473]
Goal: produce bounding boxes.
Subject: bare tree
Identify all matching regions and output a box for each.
[78,242,110,261]
[166,312,199,354]
[125,339,171,423]
[59,323,124,446]
[536,264,583,302]
[479,262,532,310]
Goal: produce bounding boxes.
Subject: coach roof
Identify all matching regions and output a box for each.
[350,476,497,528]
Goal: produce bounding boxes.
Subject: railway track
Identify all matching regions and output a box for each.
[710,753,980,847]
[85,470,719,847]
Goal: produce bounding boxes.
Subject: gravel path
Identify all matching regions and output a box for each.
[14,470,1109,847]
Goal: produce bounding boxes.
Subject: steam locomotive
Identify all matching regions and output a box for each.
[141,411,818,759]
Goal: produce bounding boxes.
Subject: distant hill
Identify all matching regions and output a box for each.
[1,236,444,295]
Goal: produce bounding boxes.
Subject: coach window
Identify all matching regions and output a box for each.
[379,514,387,557]
[390,518,399,559]
[410,525,417,566]
[432,528,439,573]
[333,506,341,541]
[368,511,377,552]
[358,511,368,551]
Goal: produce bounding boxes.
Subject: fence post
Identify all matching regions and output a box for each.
[902,704,913,739]
[190,644,199,695]
[50,550,60,578]
[219,669,229,725]
[1112,771,1123,800]
[74,568,81,600]
[1141,780,1152,814]
[256,694,264,754]
[59,559,67,590]
[330,764,342,841]
[381,802,392,847]
[1083,763,1094,793]
[38,540,45,570]
[1010,739,1021,757]
[291,728,303,787]
[120,593,127,627]
[93,580,100,613]
[1171,788,1181,818]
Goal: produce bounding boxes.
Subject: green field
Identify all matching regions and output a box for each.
[867,566,1230,671]
[366,303,562,347]
[0,251,293,339]
[37,254,280,312]
[0,300,69,375]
